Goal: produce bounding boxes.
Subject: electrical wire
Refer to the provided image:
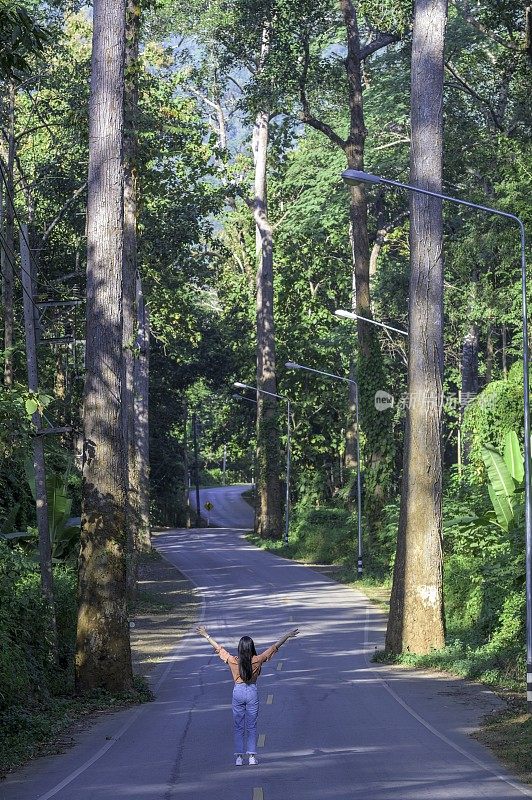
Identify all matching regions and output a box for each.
[0,160,58,292]
[0,228,41,312]
[0,165,85,305]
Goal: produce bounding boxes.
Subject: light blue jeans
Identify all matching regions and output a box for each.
[232,682,259,755]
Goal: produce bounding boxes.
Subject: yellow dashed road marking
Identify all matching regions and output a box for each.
[266,694,273,705]
[252,789,264,800]
[276,661,283,671]
[258,733,266,747]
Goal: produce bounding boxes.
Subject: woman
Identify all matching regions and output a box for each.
[196,624,299,765]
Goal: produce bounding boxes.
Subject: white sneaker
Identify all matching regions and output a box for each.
[248,755,258,765]
[235,755,243,766]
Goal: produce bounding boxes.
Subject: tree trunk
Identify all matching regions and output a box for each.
[385,0,447,655]
[341,0,394,503]
[2,82,15,387]
[501,323,508,378]
[20,226,57,658]
[135,273,150,549]
[76,0,132,692]
[460,323,478,462]
[254,20,282,539]
[485,323,494,383]
[123,0,142,600]
[298,3,397,509]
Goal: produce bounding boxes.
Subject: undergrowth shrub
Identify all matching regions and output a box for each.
[0,542,77,713]
[290,505,356,565]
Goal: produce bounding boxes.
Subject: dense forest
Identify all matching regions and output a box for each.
[1,0,531,773]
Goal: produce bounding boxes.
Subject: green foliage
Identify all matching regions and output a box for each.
[0,383,34,534]
[290,504,356,566]
[0,1,50,78]
[25,460,80,560]
[461,363,526,479]
[0,542,76,713]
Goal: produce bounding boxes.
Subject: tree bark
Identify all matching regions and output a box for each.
[385,0,447,655]
[460,323,478,462]
[123,0,142,600]
[135,273,150,549]
[2,82,15,387]
[501,323,508,377]
[485,323,494,383]
[254,20,282,539]
[76,0,132,692]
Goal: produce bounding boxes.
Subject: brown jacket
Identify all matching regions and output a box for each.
[216,644,278,684]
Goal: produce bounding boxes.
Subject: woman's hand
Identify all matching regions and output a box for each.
[196,625,209,638]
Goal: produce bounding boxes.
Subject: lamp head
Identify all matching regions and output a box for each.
[341,169,382,187]
[285,361,301,370]
[334,309,356,320]
[233,382,247,389]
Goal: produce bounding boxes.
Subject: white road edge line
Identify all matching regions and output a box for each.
[364,606,532,798]
[35,535,207,800]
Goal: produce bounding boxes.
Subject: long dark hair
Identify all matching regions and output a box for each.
[237,636,257,683]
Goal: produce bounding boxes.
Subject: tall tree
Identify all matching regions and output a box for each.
[253,15,282,538]
[385,0,448,654]
[123,0,148,599]
[76,0,133,691]
[297,0,403,507]
[135,273,150,544]
[1,82,15,387]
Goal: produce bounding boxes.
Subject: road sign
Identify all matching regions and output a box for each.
[204,501,213,511]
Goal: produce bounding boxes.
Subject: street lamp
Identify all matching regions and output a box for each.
[342,167,531,706]
[334,309,408,337]
[234,382,292,545]
[232,393,258,405]
[285,361,363,576]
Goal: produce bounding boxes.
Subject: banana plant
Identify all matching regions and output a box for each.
[481,431,524,531]
[447,431,524,537]
[24,460,80,560]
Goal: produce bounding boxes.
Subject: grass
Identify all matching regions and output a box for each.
[0,676,152,779]
[474,695,532,785]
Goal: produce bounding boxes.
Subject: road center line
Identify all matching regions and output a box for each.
[266,694,273,704]
[252,788,264,800]
[276,661,283,671]
[258,734,266,747]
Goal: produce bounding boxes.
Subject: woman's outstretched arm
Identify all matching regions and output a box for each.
[274,628,299,650]
[196,625,222,652]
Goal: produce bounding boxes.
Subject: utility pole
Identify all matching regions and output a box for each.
[192,412,201,527]
[20,225,57,649]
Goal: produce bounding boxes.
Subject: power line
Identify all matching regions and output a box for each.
[0,228,41,313]
[0,160,56,292]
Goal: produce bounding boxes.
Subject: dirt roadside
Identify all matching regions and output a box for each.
[131,547,200,679]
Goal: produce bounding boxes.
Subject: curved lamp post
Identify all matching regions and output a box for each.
[232,392,258,405]
[342,167,531,706]
[334,309,408,337]
[234,382,292,544]
[285,361,363,576]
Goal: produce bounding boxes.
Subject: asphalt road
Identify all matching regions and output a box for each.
[188,483,255,529]
[2,487,531,800]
